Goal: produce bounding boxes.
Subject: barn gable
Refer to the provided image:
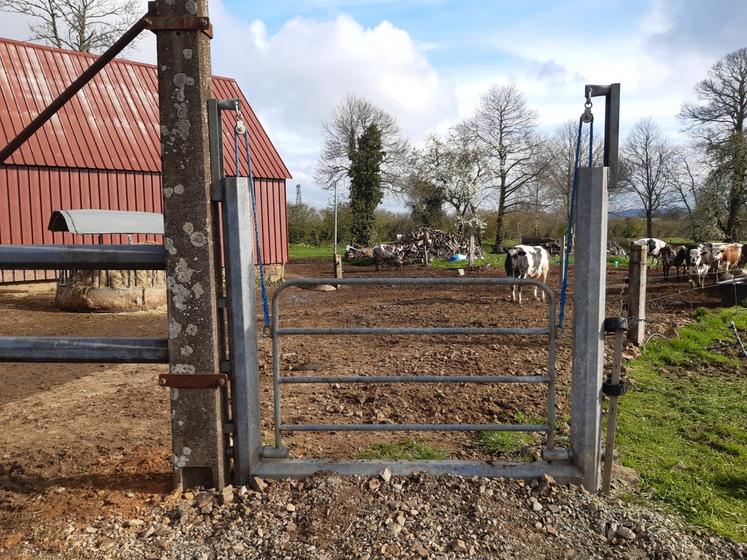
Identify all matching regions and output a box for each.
[0,37,290,282]
[0,37,290,179]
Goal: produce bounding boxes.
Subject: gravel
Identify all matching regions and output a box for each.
[21,473,744,560]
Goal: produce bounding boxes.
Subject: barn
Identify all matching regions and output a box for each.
[0,37,291,283]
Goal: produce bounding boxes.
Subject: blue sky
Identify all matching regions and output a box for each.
[1,0,745,209]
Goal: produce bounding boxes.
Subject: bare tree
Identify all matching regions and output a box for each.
[620,118,674,238]
[316,94,409,196]
[417,124,493,234]
[0,0,141,53]
[469,84,547,252]
[663,146,708,240]
[680,48,747,241]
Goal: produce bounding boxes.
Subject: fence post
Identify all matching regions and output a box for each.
[334,254,343,279]
[627,244,647,345]
[571,167,608,492]
[222,177,260,485]
[468,235,475,268]
[155,0,226,490]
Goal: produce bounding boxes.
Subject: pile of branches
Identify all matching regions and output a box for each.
[607,241,628,257]
[345,227,483,263]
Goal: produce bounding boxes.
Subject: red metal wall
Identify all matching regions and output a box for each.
[0,166,288,282]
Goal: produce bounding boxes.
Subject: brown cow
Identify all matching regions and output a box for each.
[714,243,744,273]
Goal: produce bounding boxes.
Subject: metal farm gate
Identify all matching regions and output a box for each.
[253,277,568,477]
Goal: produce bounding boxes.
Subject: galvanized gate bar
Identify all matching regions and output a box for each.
[270,277,558,452]
[0,244,166,270]
[253,458,581,482]
[0,336,169,363]
[279,423,550,433]
[280,374,549,384]
[278,326,549,336]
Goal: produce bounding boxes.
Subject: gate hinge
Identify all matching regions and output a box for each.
[144,13,213,39]
[158,373,227,388]
[602,376,627,397]
[603,316,628,333]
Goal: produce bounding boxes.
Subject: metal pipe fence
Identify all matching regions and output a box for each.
[270,277,558,454]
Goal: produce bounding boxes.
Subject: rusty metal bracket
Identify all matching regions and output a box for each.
[145,15,213,38]
[158,373,227,388]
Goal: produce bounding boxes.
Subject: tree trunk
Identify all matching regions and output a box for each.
[492,210,505,253]
[646,211,653,239]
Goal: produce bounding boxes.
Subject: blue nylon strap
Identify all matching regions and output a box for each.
[557,115,594,330]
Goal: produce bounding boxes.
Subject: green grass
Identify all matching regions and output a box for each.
[357,439,449,460]
[429,242,509,269]
[289,243,333,259]
[476,431,534,457]
[607,255,629,268]
[616,307,747,542]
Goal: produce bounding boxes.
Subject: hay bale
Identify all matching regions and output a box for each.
[55,268,166,312]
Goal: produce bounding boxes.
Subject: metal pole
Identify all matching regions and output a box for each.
[628,244,647,345]
[155,0,226,490]
[222,177,260,485]
[586,83,620,192]
[0,244,165,270]
[0,336,168,363]
[601,325,625,494]
[0,15,148,163]
[571,167,608,492]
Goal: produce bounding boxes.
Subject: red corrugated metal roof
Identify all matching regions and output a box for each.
[0,37,291,179]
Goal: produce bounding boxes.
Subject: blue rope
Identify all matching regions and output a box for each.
[234,126,271,330]
[557,115,593,330]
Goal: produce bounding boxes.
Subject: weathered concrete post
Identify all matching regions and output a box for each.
[627,244,647,346]
[571,167,608,492]
[155,0,225,489]
[334,254,343,279]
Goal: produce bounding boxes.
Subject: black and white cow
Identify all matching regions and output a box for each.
[633,238,667,267]
[505,245,550,303]
[672,246,690,276]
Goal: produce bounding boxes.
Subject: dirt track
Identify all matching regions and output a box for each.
[0,258,724,557]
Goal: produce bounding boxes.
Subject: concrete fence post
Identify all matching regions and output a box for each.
[571,167,608,492]
[627,244,647,346]
[155,0,226,490]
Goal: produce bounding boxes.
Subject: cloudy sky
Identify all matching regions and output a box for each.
[2,0,746,208]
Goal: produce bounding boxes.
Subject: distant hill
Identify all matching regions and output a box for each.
[609,208,645,218]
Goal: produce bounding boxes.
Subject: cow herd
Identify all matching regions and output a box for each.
[370,235,745,304]
[635,238,747,288]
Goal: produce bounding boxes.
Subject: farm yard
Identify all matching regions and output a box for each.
[0,0,746,557]
[1,256,745,559]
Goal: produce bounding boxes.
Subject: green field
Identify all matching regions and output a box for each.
[289,243,334,259]
[616,307,747,542]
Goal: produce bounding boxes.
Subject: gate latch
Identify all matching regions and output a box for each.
[158,373,227,388]
[602,375,627,397]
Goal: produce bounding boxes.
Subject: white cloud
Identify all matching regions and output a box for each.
[209,4,458,207]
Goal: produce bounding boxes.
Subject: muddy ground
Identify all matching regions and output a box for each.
[0,258,724,557]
